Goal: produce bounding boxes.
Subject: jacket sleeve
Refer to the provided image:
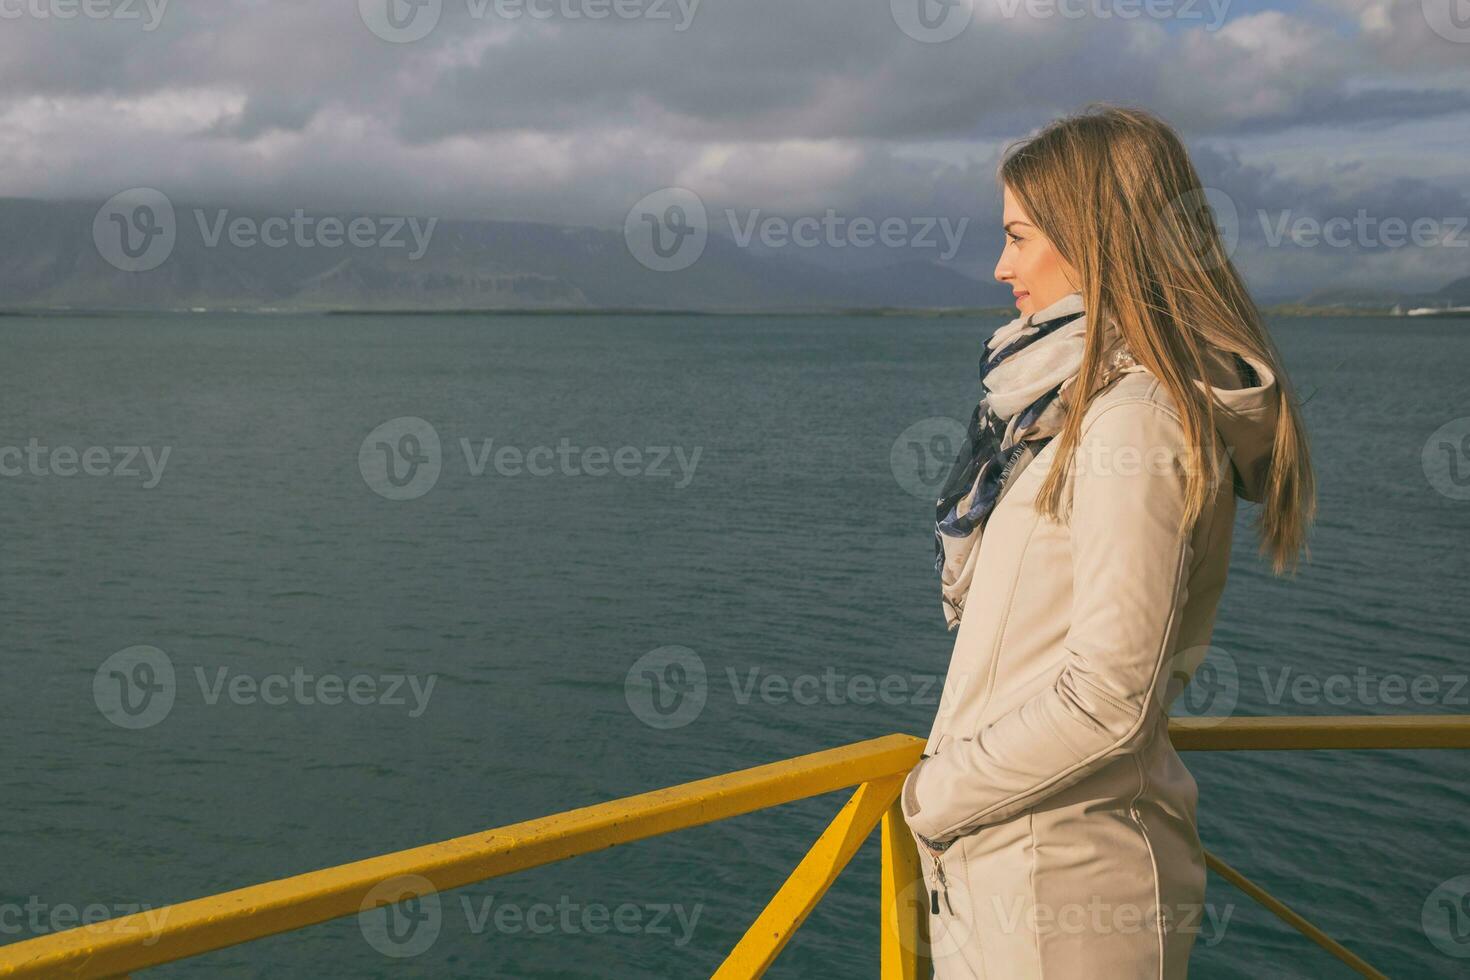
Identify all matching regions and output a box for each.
[902,396,1195,843]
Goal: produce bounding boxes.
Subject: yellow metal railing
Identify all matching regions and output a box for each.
[1,715,1467,979]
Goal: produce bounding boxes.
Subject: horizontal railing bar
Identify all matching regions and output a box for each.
[0,734,925,979]
[1169,715,1470,751]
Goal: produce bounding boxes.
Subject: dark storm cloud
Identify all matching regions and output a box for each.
[0,0,1465,294]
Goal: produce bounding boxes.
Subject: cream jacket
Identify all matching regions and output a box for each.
[901,350,1279,979]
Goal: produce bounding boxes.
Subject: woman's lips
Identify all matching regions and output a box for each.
[1014,291,1030,302]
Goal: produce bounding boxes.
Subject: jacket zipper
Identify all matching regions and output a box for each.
[929,850,955,916]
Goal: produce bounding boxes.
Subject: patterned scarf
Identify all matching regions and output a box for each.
[934,292,1094,630]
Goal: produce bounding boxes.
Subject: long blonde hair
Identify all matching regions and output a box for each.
[999,103,1314,572]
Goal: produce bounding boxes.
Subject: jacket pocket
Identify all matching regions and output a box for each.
[914,832,983,975]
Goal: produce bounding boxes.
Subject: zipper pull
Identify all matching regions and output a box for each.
[935,854,956,916]
[930,887,940,915]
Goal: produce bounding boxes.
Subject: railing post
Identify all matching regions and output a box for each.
[880,795,930,980]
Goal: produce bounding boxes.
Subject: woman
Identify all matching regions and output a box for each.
[900,104,1314,978]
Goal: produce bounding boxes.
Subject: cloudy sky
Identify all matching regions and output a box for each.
[2,0,1468,298]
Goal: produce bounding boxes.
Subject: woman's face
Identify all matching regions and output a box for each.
[993,184,1081,318]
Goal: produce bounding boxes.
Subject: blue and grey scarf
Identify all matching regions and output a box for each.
[935,292,1092,630]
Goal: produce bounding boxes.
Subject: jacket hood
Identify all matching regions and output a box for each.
[1198,345,1279,503]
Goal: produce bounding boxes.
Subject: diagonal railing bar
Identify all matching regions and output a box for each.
[1203,850,1388,980]
[713,775,905,978]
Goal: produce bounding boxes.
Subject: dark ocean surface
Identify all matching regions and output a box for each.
[2,312,1468,978]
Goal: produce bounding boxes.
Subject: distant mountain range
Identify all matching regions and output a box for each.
[2,197,1464,315]
[1286,276,1470,312]
[0,197,1017,313]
